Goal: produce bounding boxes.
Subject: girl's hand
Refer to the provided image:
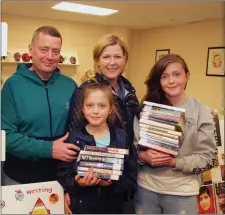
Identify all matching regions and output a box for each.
[64,192,72,214]
[166,158,176,168]
[140,149,173,166]
[75,168,100,187]
[97,179,112,187]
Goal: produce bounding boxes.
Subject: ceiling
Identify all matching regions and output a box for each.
[1,1,224,30]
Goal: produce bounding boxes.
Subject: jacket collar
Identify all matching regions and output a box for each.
[77,123,117,148]
[16,63,61,86]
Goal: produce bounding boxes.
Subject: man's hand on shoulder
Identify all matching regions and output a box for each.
[52,132,80,162]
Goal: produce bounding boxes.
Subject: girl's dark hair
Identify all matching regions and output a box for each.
[143,54,190,105]
[137,54,189,117]
[77,82,115,126]
[199,186,211,197]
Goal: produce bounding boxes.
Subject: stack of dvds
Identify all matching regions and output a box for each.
[138,101,186,156]
[77,145,129,180]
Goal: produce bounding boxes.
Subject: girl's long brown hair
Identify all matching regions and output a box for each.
[137,54,190,117]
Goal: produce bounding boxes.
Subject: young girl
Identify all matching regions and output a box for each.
[57,82,136,214]
[134,54,217,214]
[198,186,216,214]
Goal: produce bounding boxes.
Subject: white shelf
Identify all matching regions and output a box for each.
[1,61,80,66]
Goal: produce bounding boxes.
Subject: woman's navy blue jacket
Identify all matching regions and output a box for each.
[57,124,138,214]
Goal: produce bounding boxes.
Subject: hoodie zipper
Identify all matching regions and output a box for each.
[45,85,53,137]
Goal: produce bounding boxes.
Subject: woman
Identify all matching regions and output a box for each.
[64,34,139,214]
[198,186,216,214]
[134,54,217,214]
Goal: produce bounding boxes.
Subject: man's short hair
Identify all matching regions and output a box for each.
[31,26,62,44]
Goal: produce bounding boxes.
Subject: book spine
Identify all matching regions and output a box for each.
[139,137,179,151]
[143,101,185,113]
[80,150,124,158]
[142,108,181,117]
[140,118,175,130]
[77,171,119,180]
[139,123,182,136]
[140,127,180,140]
[138,139,178,156]
[142,106,182,117]
[139,135,179,150]
[141,113,179,124]
[84,145,128,155]
[77,166,122,175]
[78,154,124,165]
[139,130,179,145]
[79,161,124,170]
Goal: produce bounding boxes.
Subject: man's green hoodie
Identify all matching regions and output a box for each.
[1,63,77,182]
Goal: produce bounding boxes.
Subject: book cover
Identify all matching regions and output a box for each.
[79,161,124,170]
[198,184,216,214]
[84,145,128,155]
[77,154,124,165]
[213,181,225,214]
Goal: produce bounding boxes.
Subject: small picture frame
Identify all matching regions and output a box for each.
[206,46,225,77]
[155,49,170,62]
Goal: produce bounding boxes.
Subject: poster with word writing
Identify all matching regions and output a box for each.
[1,181,64,214]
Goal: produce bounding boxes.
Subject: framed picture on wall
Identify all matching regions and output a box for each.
[155,49,170,62]
[206,46,225,77]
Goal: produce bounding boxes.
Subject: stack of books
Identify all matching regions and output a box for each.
[77,145,129,180]
[138,101,186,156]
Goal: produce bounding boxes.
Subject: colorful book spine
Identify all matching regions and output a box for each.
[142,108,182,117]
[77,166,122,176]
[141,112,180,123]
[138,138,178,156]
[78,154,124,165]
[139,130,179,145]
[77,171,119,180]
[140,118,176,131]
[140,127,180,140]
[143,101,185,113]
[79,161,124,170]
[80,150,124,158]
[139,136,179,150]
[139,123,182,136]
[84,145,128,155]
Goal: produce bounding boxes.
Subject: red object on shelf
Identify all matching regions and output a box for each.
[22,53,31,62]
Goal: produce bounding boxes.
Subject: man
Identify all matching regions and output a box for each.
[1,26,79,185]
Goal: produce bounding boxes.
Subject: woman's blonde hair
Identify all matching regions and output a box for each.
[93,34,128,71]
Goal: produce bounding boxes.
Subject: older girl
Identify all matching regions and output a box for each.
[134,54,216,214]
